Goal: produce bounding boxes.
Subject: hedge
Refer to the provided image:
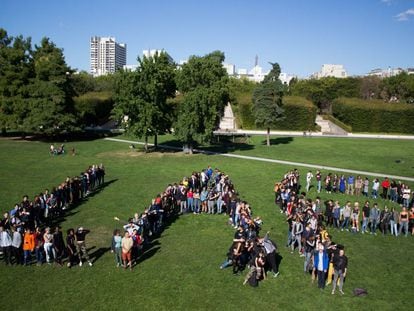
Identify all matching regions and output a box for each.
[332,97,414,133]
[73,91,113,126]
[234,95,317,131]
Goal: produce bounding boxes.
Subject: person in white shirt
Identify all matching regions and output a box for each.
[306,171,314,192]
[0,226,12,265]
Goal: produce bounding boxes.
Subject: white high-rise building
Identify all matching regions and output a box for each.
[142,49,174,63]
[223,63,236,76]
[90,36,126,76]
[315,64,347,79]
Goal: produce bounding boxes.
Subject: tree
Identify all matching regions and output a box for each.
[0,29,34,133]
[113,51,176,151]
[252,62,285,146]
[22,38,77,135]
[174,51,229,153]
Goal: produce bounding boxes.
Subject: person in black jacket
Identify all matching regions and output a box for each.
[331,248,348,295]
[53,226,65,266]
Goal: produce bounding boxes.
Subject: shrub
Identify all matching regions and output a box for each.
[74,91,113,126]
[332,97,414,133]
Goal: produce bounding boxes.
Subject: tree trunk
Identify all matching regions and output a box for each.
[266,127,270,147]
[144,135,148,153]
[154,133,158,150]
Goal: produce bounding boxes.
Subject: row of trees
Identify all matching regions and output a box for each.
[289,73,414,112]
[0,27,284,148]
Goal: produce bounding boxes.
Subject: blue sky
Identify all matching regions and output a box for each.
[1,0,413,77]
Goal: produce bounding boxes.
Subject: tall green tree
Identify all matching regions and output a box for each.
[113,51,176,151]
[174,51,229,153]
[23,37,77,135]
[0,29,34,133]
[252,62,285,146]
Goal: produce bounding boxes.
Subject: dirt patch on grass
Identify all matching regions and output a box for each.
[96,150,192,158]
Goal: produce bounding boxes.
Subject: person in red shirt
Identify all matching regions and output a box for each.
[381,177,390,200]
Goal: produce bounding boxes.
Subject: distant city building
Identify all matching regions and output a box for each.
[90,36,126,76]
[142,49,174,63]
[123,64,138,71]
[223,63,235,76]
[366,66,405,78]
[279,72,296,85]
[407,68,414,75]
[314,64,347,79]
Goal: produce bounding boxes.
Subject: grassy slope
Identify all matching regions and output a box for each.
[0,139,412,310]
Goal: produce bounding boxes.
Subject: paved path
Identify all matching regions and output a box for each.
[105,137,414,182]
[214,129,414,140]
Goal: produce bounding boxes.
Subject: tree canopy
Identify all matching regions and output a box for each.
[113,51,176,150]
[252,62,285,146]
[174,51,229,152]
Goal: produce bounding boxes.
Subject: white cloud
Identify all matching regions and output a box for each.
[381,0,392,4]
[395,8,414,21]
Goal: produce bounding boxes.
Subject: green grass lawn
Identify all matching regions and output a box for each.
[0,138,412,310]
[150,134,414,178]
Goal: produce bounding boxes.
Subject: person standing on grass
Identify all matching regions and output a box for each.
[347,175,354,195]
[351,202,360,232]
[341,202,352,231]
[53,226,65,266]
[361,201,370,234]
[23,228,35,265]
[306,171,313,192]
[11,226,22,265]
[0,226,12,265]
[355,176,363,196]
[372,179,380,199]
[362,178,369,197]
[402,185,411,208]
[316,170,322,193]
[390,207,399,237]
[409,207,414,236]
[121,231,133,270]
[262,232,280,277]
[339,175,346,194]
[331,248,348,295]
[76,227,93,266]
[399,207,409,237]
[314,244,329,290]
[291,216,303,255]
[66,228,77,268]
[111,229,122,267]
[381,177,390,200]
[369,203,380,235]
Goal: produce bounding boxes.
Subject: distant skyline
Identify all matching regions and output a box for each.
[1,0,414,77]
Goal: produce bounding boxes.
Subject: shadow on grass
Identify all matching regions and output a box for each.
[89,247,111,263]
[45,178,118,230]
[260,137,294,146]
[157,137,255,155]
[134,212,181,266]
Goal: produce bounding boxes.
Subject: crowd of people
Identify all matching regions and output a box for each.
[275,169,353,294]
[111,166,278,285]
[0,164,105,267]
[302,170,412,208]
[277,170,414,237]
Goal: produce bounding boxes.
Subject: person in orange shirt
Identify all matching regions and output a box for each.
[23,228,35,265]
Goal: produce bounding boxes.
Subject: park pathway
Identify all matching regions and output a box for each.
[104,137,414,182]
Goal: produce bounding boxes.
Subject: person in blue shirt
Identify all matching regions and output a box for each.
[313,244,329,289]
[347,175,354,195]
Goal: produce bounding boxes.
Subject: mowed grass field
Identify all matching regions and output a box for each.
[0,137,412,311]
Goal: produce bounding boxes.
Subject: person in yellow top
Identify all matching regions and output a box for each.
[121,231,134,270]
[23,228,35,265]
